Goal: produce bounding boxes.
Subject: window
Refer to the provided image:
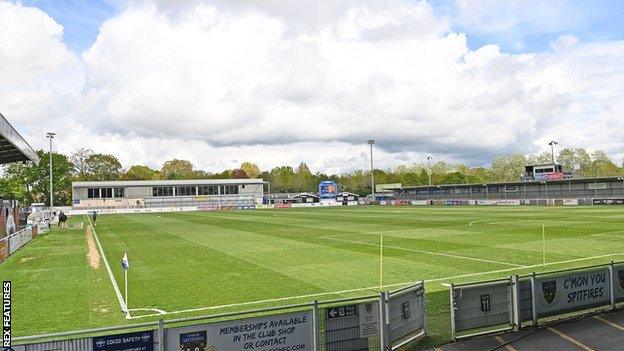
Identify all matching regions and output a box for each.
[152,186,174,197]
[114,188,125,198]
[101,188,113,198]
[197,185,219,195]
[87,188,100,199]
[176,186,196,196]
[221,185,239,195]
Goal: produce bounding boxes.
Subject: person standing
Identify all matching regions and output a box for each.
[92,211,98,227]
[58,211,68,229]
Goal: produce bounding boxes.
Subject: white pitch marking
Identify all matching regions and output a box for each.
[468,219,489,226]
[87,216,130,317]
[126,282,420,319]
[127,251,624,320]
[590,230,624,238]
[128,308,166,315]
[322,234,526,268]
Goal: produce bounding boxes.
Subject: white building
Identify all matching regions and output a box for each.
[72,179,265,210]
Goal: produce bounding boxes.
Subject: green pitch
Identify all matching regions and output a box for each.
[3,206,624,347]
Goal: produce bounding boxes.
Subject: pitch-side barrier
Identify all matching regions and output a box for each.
[449,261,624,340]
[0,222,50,264]
[11,282,426,351]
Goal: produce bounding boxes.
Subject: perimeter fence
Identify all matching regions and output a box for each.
[12,282,427,351]
[449,261,624,340]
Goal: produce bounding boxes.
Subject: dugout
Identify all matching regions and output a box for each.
[292,193,320,203]
[336,192,359,205]
[0,112,39,259]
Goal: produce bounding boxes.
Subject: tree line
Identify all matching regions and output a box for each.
[1,147,622,206]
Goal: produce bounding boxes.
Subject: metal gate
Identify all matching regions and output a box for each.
[450,277,515,340]
[387,282,426,350]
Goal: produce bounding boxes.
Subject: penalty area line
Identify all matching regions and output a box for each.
[87,215,129,317]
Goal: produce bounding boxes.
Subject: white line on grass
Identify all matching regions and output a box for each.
[87,216,129,317]
[468,219,489,226]
[321,234,526,268]
[590,230,624,238]
[127,251,624,320]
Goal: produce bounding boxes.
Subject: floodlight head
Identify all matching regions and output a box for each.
[366,139,375,145]
[46,132,56,138]
[549,140,558,146]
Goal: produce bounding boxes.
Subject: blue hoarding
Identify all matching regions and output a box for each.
[319,181,339,198]
[93,330,153,351]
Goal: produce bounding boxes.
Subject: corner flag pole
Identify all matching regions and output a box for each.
[125,269,128,312]
[379,235,383,292]
[121,252,129,315]
[542,223,546,270]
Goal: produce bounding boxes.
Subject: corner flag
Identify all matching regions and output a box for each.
[121,252,129,271]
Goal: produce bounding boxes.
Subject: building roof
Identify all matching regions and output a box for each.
[337,192,359,196]
[395,176,624,190]
[73,178,265,188]
[293,192,319,198]
[0,113,39,164]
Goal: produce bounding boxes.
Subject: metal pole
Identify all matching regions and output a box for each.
[512,275,520,330]
[449,283,456,341]
[549,140,558,166]
[46,132,55,208]
[158,319,165,351]
[530,273,537,325]
[609,262,615,310]
[367,139,375,201]
[426,156,432,186]
[125,269,128,312]
[312,300,319,351]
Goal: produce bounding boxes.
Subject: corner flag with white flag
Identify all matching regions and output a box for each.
[121,252,129,271]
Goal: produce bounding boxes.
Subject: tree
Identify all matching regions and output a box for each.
[231,169,249,179]
[526,152,552,165]
[587,150,619,177]
[86,153,122,181]
[3,150,73,205]
[240,162,261,178]
[0,177,26,200]
[442,172,470,184]
[123,165,158,180]
[269,166,296,192]
[489,154,526,182]
[70,148,93,181]
[161,159,194,179]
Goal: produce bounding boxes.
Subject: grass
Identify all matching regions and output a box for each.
[2,205,624,349]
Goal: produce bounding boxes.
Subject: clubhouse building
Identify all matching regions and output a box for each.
[72,179,265,210]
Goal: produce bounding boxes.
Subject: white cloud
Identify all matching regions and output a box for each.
[0,2,83,127]
[1,0,624,173]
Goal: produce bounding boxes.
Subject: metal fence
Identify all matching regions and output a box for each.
[0,223,49,263]
[450,261,624,340]
[12,282,426,351]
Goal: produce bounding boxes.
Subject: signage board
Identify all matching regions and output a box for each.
[327,304,356,319]
[358,302,379,338]
[166,311,312,351]
[536,268,611,317]
[375,183,402,193]
[92,330,154,351]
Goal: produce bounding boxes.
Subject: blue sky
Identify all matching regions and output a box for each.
[429,0,624,52]
[23,0,118,52]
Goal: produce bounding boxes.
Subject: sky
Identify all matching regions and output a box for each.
[1,0,624,174]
